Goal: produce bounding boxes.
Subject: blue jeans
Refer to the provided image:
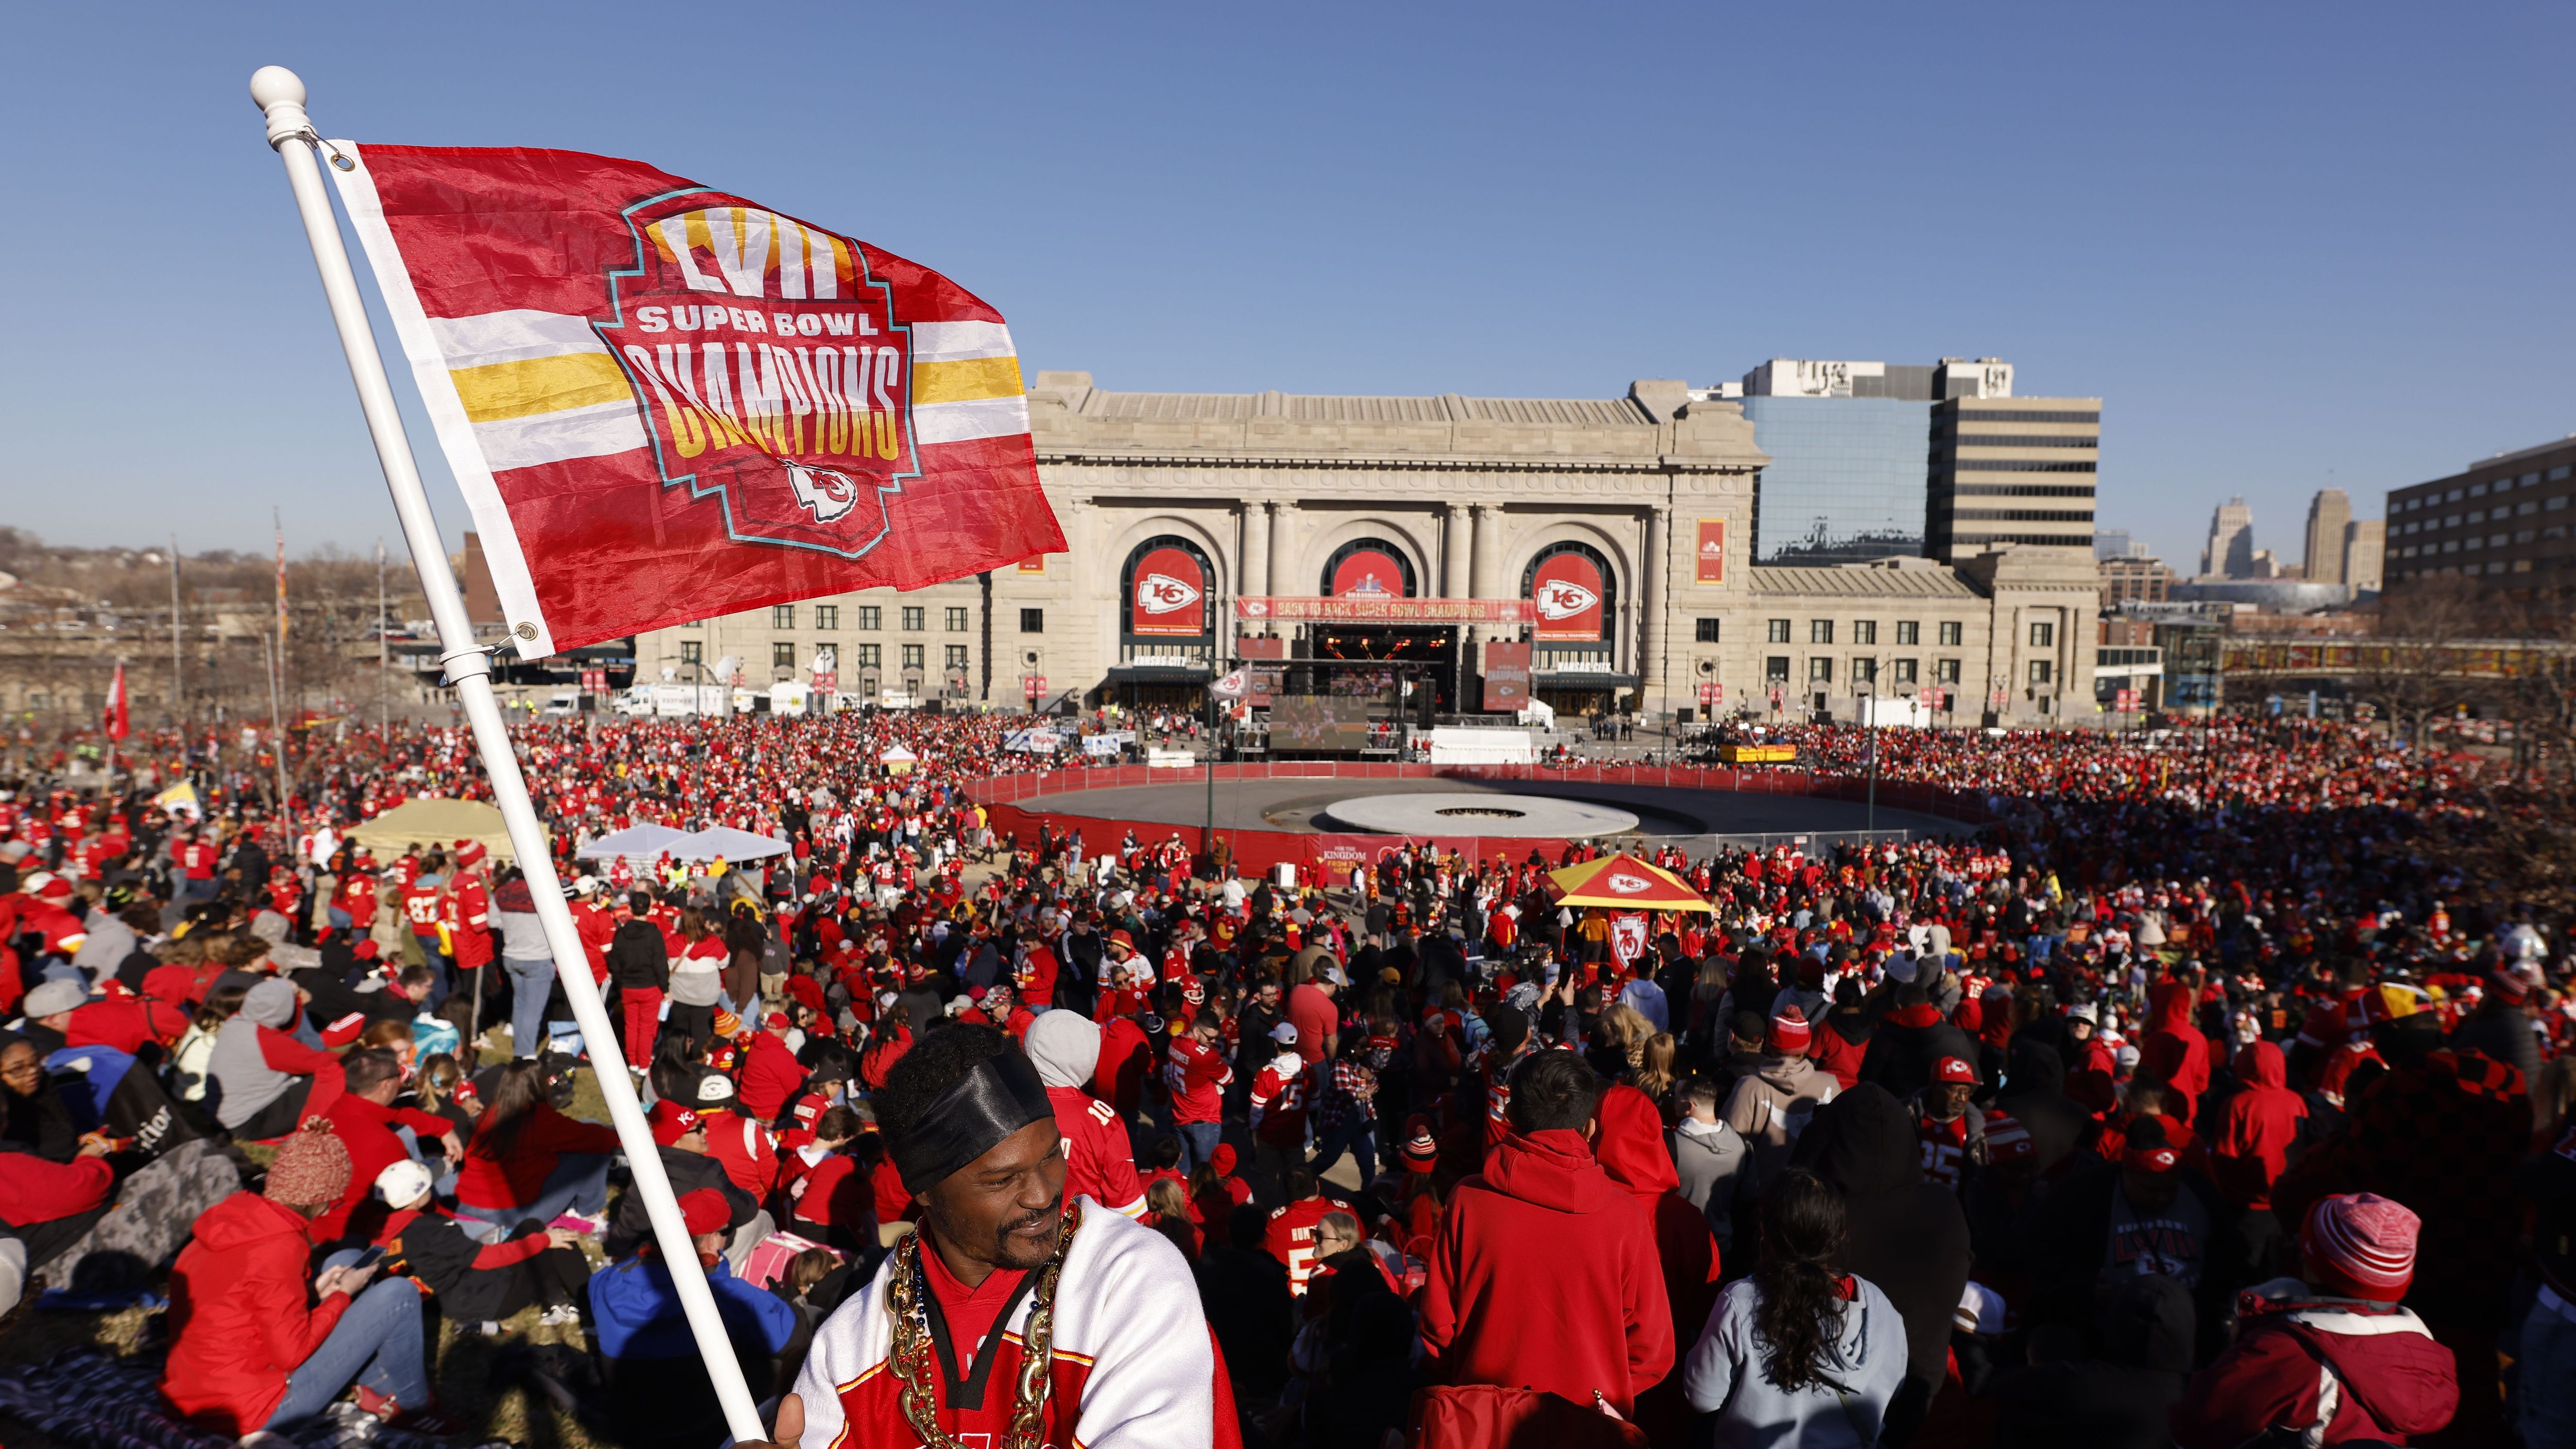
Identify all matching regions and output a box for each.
[413,935,453,1010]
[456,1150,612,1235]
[504,956,555,1059]
[1306,1121,1377,1194]
[263,1273,429,1427]
[1175,1121,1221,1177]
[2523,1294,2576,1448]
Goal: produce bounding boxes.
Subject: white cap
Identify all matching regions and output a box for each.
[375,1158,435,1206]
[1270,1021,1299,1044]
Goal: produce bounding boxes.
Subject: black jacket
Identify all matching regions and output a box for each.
[1980,1274,2194,1449]
[2025,1155,2246,1362]
[608,920,670,991]
[1789,1084,1972,1443]
[1995,1038,2093,1175]
[1859,1004,1980,1100]
[386,1205,543,1323]
[603,1144,757,1259]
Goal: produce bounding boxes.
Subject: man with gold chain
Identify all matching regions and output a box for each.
[759,1024,1238,1449]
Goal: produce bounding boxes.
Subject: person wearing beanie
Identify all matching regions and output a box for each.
[1858,978,1980,1101]
[779,1024,1231,1449]
[1721,1003,1839,1195]
[163,1119,447,1435]
[207,976,346,1138]
[2172,1194,2458,1447]
[1024,1009,1146,1220]
[2270,983,2530,1444]
[590,1184,798,1449]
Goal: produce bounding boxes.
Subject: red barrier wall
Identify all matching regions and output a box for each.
[973,762,1996,878]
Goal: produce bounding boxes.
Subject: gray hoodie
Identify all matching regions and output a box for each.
[1668,1115,1749,1246]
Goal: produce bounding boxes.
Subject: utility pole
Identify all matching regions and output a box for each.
[168,533,184,729]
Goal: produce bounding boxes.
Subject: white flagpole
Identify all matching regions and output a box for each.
[247,67,767,1442]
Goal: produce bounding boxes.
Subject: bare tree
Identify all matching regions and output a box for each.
[2349,575,2494,749]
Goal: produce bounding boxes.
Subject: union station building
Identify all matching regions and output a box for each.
[633,372,2100,725]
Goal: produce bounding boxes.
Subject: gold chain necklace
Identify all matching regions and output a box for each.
[885,1208,1080,1449]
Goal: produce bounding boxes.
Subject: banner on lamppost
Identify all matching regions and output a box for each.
[104,663,130,741]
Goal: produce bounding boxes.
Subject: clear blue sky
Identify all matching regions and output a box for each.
[7,2,2569,572]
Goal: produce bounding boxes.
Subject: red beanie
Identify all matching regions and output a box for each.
[1210,1143,1238,1178]
[679,1187,731,1237]
[2303,1192,2418,1302]
[1765,1005,1812,1055]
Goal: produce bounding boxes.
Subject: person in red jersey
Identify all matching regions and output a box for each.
[771,1026,1239,1449]
[1163,1010,1233,1175]
[1022,1009,1146,1219]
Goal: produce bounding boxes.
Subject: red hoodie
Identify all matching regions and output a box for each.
[2171,1296,2458,1448]
[0,1148,112,1227]
[1591,1085,1720,1443]
[2211,1041,2307,1210]
[164,1192,351,1434]
[2139,981,2211,1123]
[737,1030,805,1124]
[1421,1127,1674,1416]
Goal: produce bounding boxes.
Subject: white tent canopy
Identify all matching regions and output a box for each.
[878,744,919,762]
[575,823,691,861]
[669,827,792,862]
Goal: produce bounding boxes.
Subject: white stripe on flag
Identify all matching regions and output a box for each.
[910,320,1015,362]
[474,399,653,472]
[913,395,1031,446]
[427,310,605,369]
[329,141,556,658]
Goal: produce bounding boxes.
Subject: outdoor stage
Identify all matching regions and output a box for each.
[973,761,1988,878]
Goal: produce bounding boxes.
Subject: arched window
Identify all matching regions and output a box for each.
[1122,535,1215,640]
[1522,541,1617,647]
[1320,538,1419,599]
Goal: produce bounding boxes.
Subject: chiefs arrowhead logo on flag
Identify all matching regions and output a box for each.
[1609,913,1649,966]
[327,144,1063,656]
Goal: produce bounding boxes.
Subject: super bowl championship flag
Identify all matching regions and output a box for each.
[327,145,1062,656]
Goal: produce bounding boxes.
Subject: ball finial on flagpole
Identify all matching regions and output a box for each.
[249,66,311,148]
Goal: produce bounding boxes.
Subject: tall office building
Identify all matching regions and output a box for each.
[1925,388,2101,559]
[2384,435,2576,587]
[2200,498,2254,579]
[2343,519,2385,592]
[1744,357,2046,567]
[2303,489,2353,584]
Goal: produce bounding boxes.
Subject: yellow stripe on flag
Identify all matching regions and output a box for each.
[449,351,633,424]
[912,355,1025,406]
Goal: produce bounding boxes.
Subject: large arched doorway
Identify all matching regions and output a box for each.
[1521,540,1626,718]
[1309,536,1451,715]
[1113,534,1218,711]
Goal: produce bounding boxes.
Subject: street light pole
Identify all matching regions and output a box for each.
[1859,679,1878,834]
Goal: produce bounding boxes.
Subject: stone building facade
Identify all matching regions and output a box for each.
[634,372,2098,724]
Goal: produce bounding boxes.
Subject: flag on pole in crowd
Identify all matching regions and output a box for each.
[153,780,202,821]
[1209,669,1248,700]
[1609,912,1649,969]
[274,511,289,642]
[103,662,130,741]
[323,144,1064,657]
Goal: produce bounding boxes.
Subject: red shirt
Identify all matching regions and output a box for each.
[1261,1195,1344,1297]
[1286,984,1338,1067]
[1163,1036,1232,1126]
[1045,1084,1145,1217]
[919,1231,1030,1364]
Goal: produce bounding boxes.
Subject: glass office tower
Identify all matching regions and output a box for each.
[1739,396,1934,566]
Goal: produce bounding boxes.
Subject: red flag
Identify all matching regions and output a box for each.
[327,144,1063,657]
[104,662,129,741]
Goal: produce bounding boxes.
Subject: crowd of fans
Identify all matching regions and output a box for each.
[0,706,2569,1448]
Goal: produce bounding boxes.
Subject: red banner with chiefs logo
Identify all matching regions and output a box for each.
[1129,547,1208,636]
[326,144,1063,657]
[1329,549,1409,599]
[1482,640,1532,712]
[1530,552,1605,641]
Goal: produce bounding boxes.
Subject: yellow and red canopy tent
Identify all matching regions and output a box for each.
[1544,853,1714,913]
